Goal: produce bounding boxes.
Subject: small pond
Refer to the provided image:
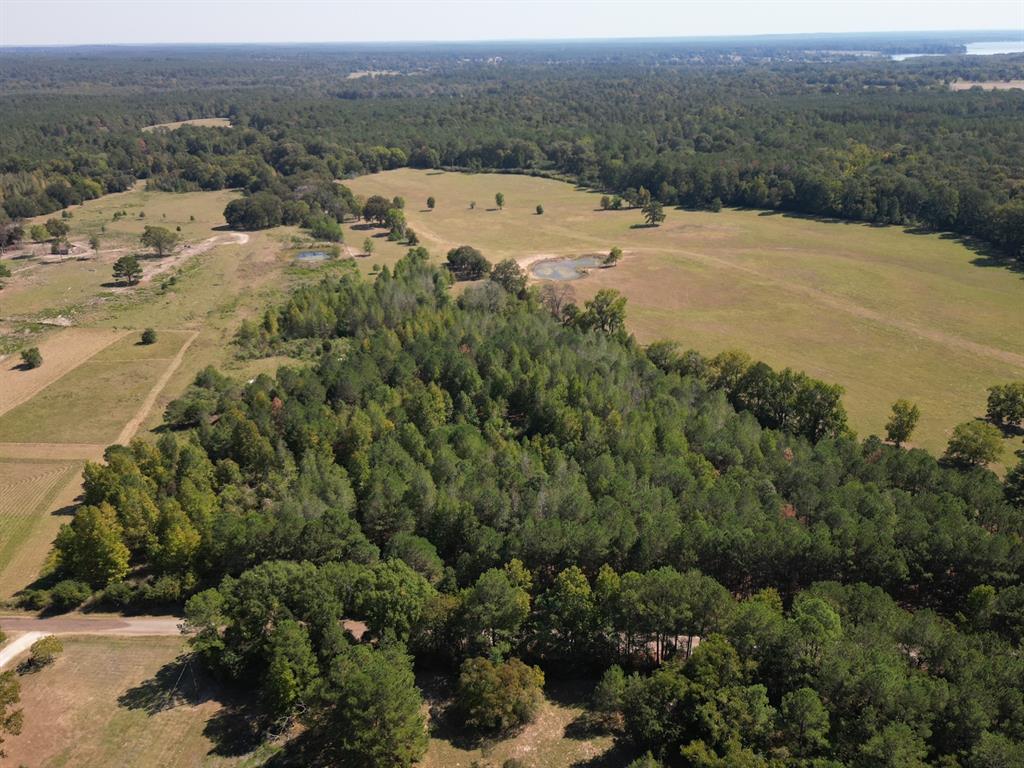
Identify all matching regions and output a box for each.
[531,255,603,281]
[296,250,329,262]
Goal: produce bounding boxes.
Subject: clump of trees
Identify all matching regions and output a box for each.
[446,245,491,280]
[987,382,1024,429]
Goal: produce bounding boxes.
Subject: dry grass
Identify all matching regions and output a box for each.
[1,635,271,768]
[0,458,81,598]
[346,169,1024,458]
[0,328,126,416]
[950,79,1024,91]
[142,118,232,132]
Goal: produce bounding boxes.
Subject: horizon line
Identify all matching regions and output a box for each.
[1,28,1021,50]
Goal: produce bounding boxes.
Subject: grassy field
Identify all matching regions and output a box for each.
[1,635,272,768]
[346,169,1024,458]
[0,458,81,598]
[142,117,233,131]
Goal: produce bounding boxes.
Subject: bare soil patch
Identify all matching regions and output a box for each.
[950,79,1024,91]
[142,117,232,132]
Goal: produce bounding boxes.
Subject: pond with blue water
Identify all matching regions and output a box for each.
[296,250,329,262]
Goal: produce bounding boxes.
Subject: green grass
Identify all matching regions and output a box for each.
[346,169,1024,458]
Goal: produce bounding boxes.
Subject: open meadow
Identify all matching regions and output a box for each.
[346,169,1024,458]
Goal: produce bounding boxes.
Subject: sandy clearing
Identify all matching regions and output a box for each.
[115,330,198,444]
[0,328,128,417]
[0,631,43,670]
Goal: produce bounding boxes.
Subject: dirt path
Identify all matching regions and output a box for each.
[0,631,43,671]
[0,614,182,637]
[141,232,249,284]
[116,330,199,445]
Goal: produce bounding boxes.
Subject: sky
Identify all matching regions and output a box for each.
[1,0,1021,47]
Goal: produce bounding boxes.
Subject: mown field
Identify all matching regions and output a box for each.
[347,169,1024,458]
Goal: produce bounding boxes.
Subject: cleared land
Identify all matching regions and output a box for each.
[142,117,233,131]
[950,79,1024,91]
[0,458,81,598]
[0,327,125,415]
[347,169,1024,456]
[0,330,194,445]
[0,635,271,768]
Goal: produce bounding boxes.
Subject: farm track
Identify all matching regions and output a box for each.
[116,330,199,444]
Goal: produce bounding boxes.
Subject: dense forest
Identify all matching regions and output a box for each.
[1,40,1023,257]
[28,249,1024,766]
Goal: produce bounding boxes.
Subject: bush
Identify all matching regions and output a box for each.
[20,347,42,369]
[141,328,157,345]
[49,579,92,612]
[100,580,137,609]
[27,635,63,669]
[17,588,52,611]
[455,656,545,733]
[142,574,183,605]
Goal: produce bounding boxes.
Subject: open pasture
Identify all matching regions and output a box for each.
[142,117,233,131]
[0,458,82,598]
[0,330,194,445]
[346,169,1024,456]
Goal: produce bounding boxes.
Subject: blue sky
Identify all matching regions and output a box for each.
[1,0,1021,46]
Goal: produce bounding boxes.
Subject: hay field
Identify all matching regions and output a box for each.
[346,169,1024,456]
[142,117,233,131]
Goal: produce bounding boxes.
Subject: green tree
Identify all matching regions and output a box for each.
[536,203,544,215]
[265,619,318,716]
[88,233,101,251]
[885,399,920,447]
[314,643,427,768]
[578,289,628,336]
[604,246,623,267]
[141,328,157,345]
[779,687,830,756]
[944,421,1003,467]
[446,245,491,280]
[642,199,666,226]
[426,196,436,210]
[461,568,530,651]
[20,347,42,369]
[986,382,1024,427]
[44,217,69,239]
[27,635,63,669]
[112,254,142,285]
[495,192,505,210]
[455,656,545,732]
[490,258,527,296]
[363,237,375,256]
[30,224,49,243]
[0,670,22,759]
[386,207,407,239]
[600,195,612,210]
[55,501,130,587]
[140,225,179,256]
[362,195,391,225]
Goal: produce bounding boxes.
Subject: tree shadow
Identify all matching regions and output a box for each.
[569,742,637,768]
[629,223,660,229]
[350,223,376,231]
[118,653,209,715]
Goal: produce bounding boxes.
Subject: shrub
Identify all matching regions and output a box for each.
[17,588,52,611]
[141,328,157,345]
[100,581,137,609]
[27,636,63,669]
[20,347,42,369]
[49,579,92,611]
[455,656,545,733]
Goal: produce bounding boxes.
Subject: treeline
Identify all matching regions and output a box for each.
[30,250,1024,765]
[2,50,1023,256]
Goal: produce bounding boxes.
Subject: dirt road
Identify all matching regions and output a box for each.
[0,613,183,637]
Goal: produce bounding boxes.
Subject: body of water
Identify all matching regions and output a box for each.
[891,40,1024,61]
[296,250,329,262]
[531,255,603,281]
